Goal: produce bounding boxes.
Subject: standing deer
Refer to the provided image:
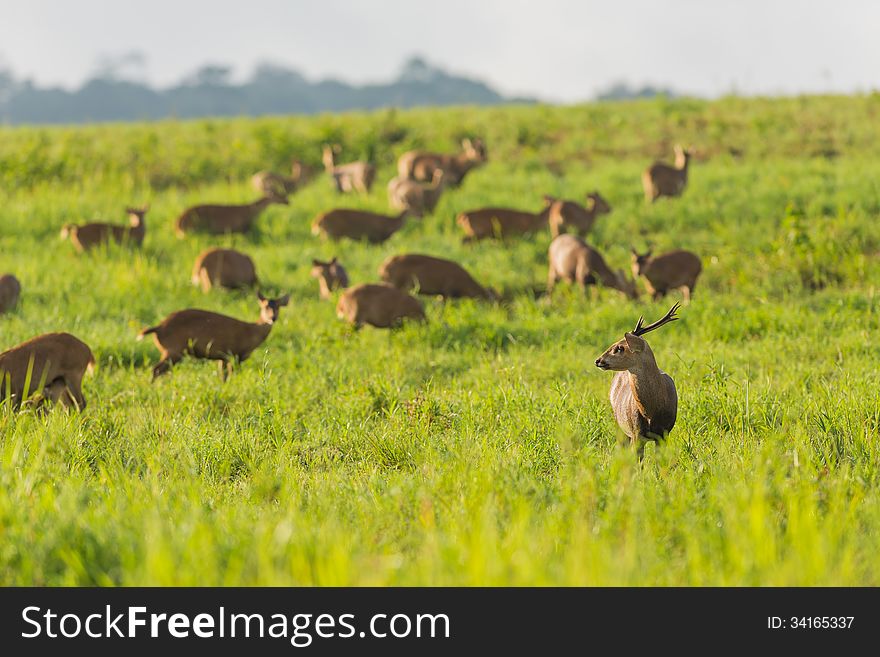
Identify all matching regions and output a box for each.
[322,144,376,194]
[547,234,639,299]
[311,208,407,244]
[642,145,690,202]
[137,292,289,380]
[252,160,313,197]
[547,192,612,238]
[0,274,21,314]
[60,206,149,252]
[631,249,702,302]
[397,138,487,187]
[379,253,495,300]
[387,169,446,217]
[311,257,349,299]
[336,284,426,329]
[175,196,287,237]
[457,199,554,242]
[595,303,681,459]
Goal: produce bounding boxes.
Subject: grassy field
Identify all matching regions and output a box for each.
[2,95,880,585]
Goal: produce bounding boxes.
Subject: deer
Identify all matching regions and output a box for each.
[137,292,289,381]
[0,332,95,410]
[387,169,446,217]
[397,137,487,187]
[311,257,349,299]
[631,249,702,302]
[457,199,554,242]
[547,192,612,238]
[322,144,376,194]
[642,145,690,202]
[252,160,313,197]
[595,303,681,459]
[175,196,288,237]
[379,254,495,300]
[192,248,258,292]
[0,274,21,314]
[336,284,426,329]
[312,208,406,244]
[547,234,639,299]
[60,206,148,252]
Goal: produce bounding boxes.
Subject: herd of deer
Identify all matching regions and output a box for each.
[0,137,701,457]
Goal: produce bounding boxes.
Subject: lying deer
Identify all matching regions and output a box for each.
[595,303,681,459]
[192,248,258,292]
[387,169,446,217]
[137,292,289,380]
[322,144,376,194]
[336,284,425,328]
[547,234,639,299]
[457,199,553,241]
[312,208,406,244]
[379,254,495,300]
[60,206,148,252]
[397,138,487,187]
[0,274,21,314]
[311,257,349,299]
[631,249,702,302]
[252,160,313,197]
[0,332,94,410]
[548,192,611,238]
[642,145,690,202]
[175,196,287,237]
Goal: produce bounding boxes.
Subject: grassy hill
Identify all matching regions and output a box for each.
[2,95,880,585]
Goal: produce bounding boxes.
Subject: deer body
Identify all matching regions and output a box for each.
[336,284,425,328]
[631,249,702,302]
[311,258,349,299]
[0,332,94,410]
[322,145,375,194]
[387,169,445,217]
[397,138,487,186]
[60,207,148,252]
[547,234,638,298]
[312,208,406,243]
[643,145,690,202]
[0,274,21,314]
[379,254,493,300]
[252,160,312,197]
[457,202,552,241]
[548,192,611,238]
[192,248,258,292]
[175,197,285,237]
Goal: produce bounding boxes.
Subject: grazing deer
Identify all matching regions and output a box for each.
[631,249,702,302]
[322,144,376,194]
[312,208,406,244]
[387,169,446,217]
[311,257,349,299]
[336,284,425,329]
[137,292,289,380]
[0,332,94,410]
[0,274,21,314]
[60,206,148,252]
[252,160,313,197]
[192,248,258,292]
[642,145,690,202]
[397,138,487,187]
[175,196,288,237]
[595,303,681,459]
[379,254,495,300]
[547,234,639,299]
[548,192,612,238]
[457,199,553,241]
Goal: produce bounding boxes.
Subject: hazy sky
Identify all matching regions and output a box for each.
[1,0,878,102]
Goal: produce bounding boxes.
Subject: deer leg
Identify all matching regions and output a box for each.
[681,285,692,304]
[64,375,87,411]
[546,269,558,295]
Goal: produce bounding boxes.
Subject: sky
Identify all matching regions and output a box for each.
[1,0,878,102]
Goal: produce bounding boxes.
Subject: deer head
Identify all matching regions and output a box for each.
[257,291,290,325]
[595,303,680,371]
[630,248,653,278]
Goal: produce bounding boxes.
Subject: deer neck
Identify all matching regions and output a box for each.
[252,318,274,342]
[626,346,669,418]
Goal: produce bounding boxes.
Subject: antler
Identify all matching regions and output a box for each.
[632,302,681,336]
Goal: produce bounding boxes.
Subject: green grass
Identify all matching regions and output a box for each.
[2,95,880,585]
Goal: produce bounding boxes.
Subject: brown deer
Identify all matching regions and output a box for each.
[457,199,553,242]
[322,144,376,194]
[311,257,349,299]
[137,292,289,380]
[642,145,690,202]
[0,274,21,314]
[379,254,495,300]
[336,284,426,329]
[60,206,148,252]
[387,169,446,217]
[548,192,612,238]
[0,332,94,410]
[547,234,638,299]
[631,249,702,302]
[312,208,406,244]
[595,303,681,459]
[252,160,313,197]
[192,248,258,292]
[397,138,487,186]
[175,196,288,237]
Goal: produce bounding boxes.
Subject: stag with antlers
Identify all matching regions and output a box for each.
[594,303,681,458]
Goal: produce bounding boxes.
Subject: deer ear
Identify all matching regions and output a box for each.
[330,257,338,265]
[312,259,322,267]
[461,137,473,149]
[278,294,290,306]
[257,291,267,302]
[624,332,645,353]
